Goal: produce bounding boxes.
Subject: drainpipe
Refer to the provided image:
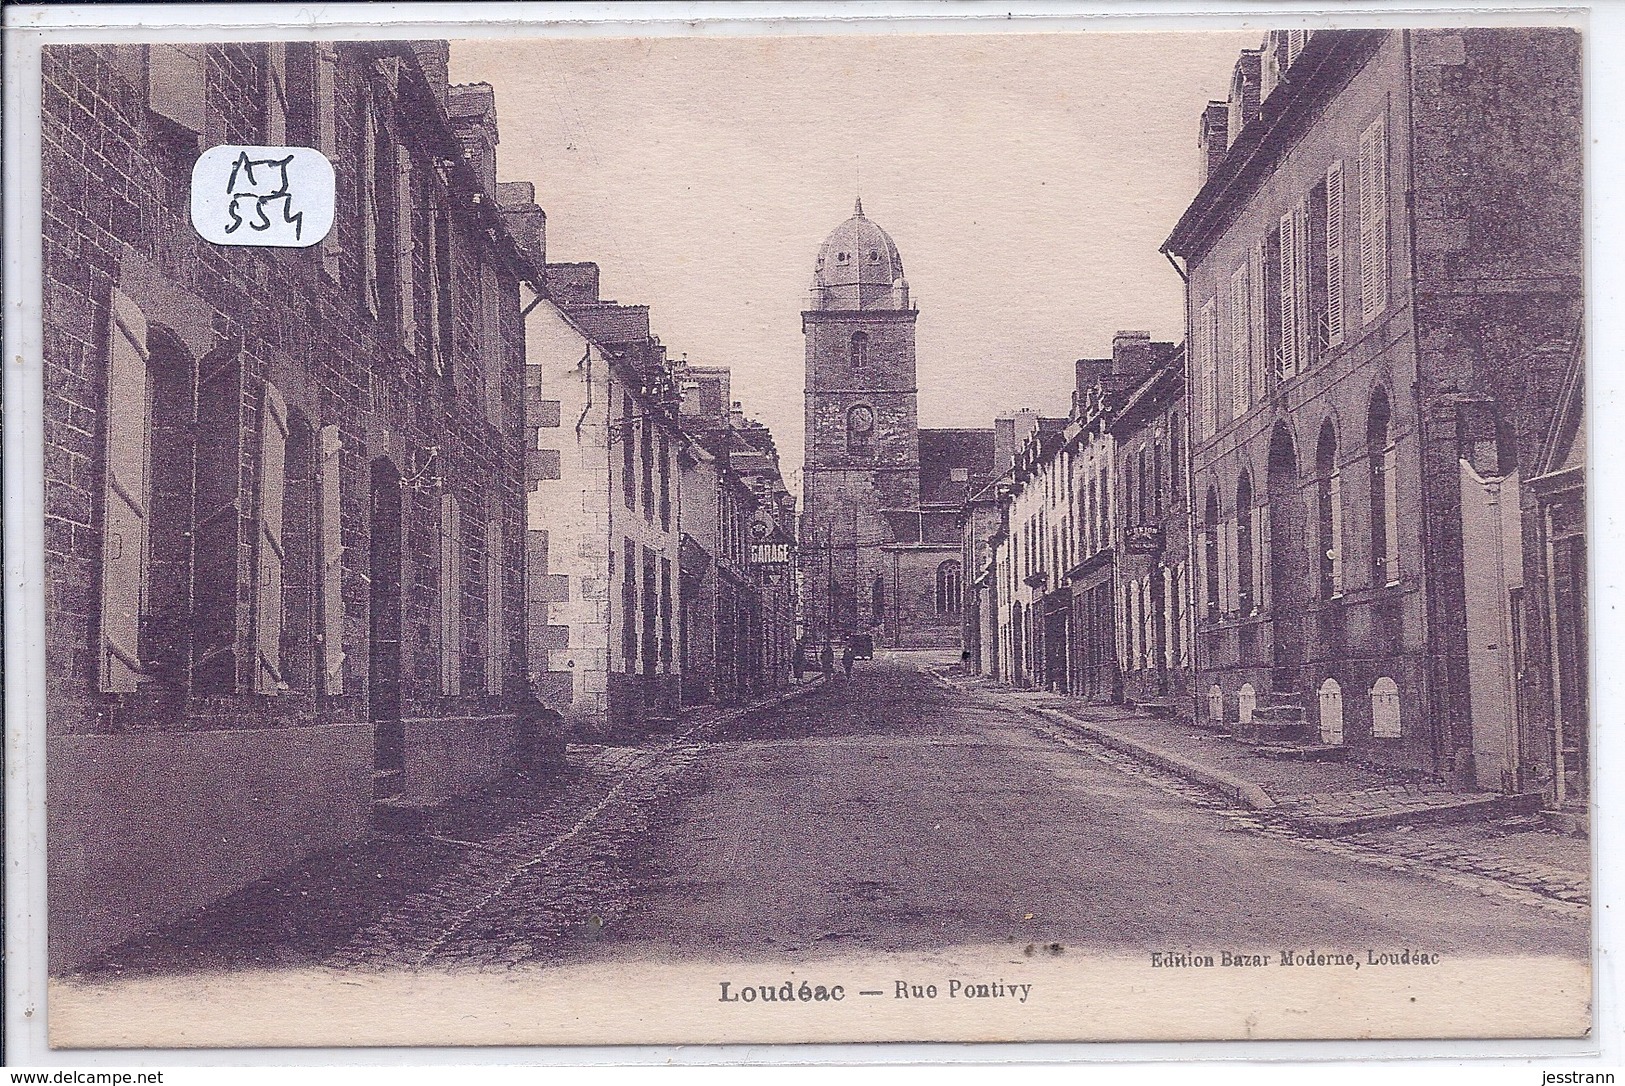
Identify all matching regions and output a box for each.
[1163,243,1201,726]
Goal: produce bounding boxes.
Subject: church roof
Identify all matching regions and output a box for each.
[810,198,907,311]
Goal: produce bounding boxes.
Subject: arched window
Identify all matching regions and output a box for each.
[850,331,869,368]
[1203,487,1221,619]
[846,404,875,457]
[1371,676,1401,738]
[936,559,962,615]
[1318,677,1344,744]
[1236,472,1255,614]
[1368,389,1397,587]
[1315,419,1342,599]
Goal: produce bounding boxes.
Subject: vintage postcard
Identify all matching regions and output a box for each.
[17,13,1593,1051]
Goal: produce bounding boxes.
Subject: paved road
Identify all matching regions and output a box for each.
[609,653,1587,961]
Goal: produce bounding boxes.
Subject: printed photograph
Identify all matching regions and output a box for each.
[35,23,1590,1047]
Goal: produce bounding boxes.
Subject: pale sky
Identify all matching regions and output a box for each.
[451,31,1261,485]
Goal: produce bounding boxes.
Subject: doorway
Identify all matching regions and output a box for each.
[369,457,404,798]
[1267,423,1307,691]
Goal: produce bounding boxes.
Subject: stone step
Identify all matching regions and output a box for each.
[372,795,439,836]
[1128,697,1176,718]
[372,767,404,801]
[1286,791,1545,838]
[1252,704,1305,723]
[1253,742,1348,762]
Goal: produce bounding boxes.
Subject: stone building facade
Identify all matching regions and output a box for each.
[1165,28,1583,788]
[524,266,684,733]
[799,200,993,651]
[41,40,540,968]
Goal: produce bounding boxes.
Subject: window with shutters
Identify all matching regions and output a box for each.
[1359,111,1390,322]
[264,42,288,144]
[98,289,152,693]
[192,341,247,692]
[253,382,289,694]
[622,394,636,509]
[1368,389,1399,587]
[1324,161,1346,348]
[485,515,504,695]
[658,431,671,531]
[1277,203,1309,381]
[1315,419,1343,599]
[641,547,657,677]
[1229,263,1252,417]
[439,494,462,695]
[318,424,345,694]
[660,556,674,673]
[1306,178,1328,370]
[640,409,655,514]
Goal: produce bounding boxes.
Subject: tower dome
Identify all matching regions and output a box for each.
[811,198,909,311]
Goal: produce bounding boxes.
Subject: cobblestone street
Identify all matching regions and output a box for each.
[76,655,1588,983]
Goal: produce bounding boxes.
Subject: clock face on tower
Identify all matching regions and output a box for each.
[849,405,874,433]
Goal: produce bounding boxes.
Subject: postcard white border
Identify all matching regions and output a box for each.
[3,0,1618,1072]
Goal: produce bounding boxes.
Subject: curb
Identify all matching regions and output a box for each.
[1032,706,1278,811]
[1285,791,1544,838]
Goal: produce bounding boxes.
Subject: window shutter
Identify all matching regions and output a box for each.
[1329,467,1344,596]
[1257,503,1271,609]
[1383,443,1399,583]
[191,344,246,691]
[265,42,288,144]
[149,44,206,137]
[360,99,380,316]
[440,494,462,695]
[1229,264,1251,416]
[254,383,289,693]
[314,46,341,280]
[1249,240,1267,402]
[395,143,416,349]
[1325,161,1345,347]
[486,517,504,695]
[1278,209,1298,380]
[1199,298,1218,438]
[318,424,345,694]
[482,263,504,426]
[1359,112,1390,322]
[99,288,151,693]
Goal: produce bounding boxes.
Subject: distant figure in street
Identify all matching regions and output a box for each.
[792,640,806,683]
[841,644,855,679]
[820,641,835,679]
[513,681,566,774]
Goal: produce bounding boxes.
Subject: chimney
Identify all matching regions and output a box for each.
[448,83,499,195]
[497,181,547,273]
[408,42,450,109]
[1111,331,1155,376]
[1228,50,1263,146]
[543,261,599,307]
[1197,102,1230,187]
[993,416,1018,475]
[1074,357,1112,397]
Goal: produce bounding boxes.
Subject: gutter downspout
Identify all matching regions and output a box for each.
[1163,244,1202,727]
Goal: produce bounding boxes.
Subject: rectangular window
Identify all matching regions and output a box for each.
[253,383,289,694]
[98,288,151,693]
[1307,179,1328,371]
[1325,160,1346,347]
[1278,207,1300,380]
[439,495,462,695]
[640,408,655,516]
[485,516,504,695]
[318,424,345,694]
[660,556,673,673]
[641,547,657,678]
[1359,111,1390,322]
